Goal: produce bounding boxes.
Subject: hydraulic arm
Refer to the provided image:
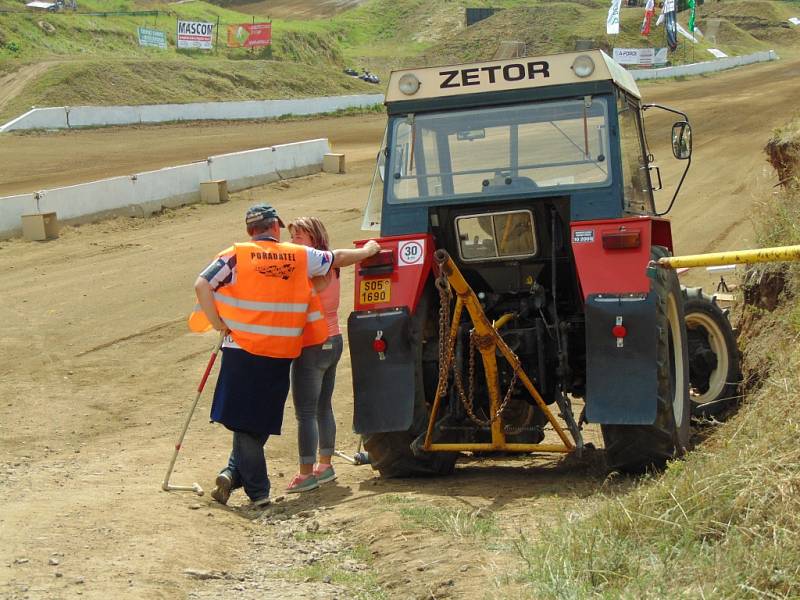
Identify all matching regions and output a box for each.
[423,250,577,454]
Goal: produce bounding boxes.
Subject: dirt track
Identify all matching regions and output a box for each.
[1,58,797,599]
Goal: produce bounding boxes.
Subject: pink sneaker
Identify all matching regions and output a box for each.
[313,463,336,484]
[286,473,319,493]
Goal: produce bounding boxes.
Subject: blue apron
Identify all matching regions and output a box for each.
[210,347,292,435]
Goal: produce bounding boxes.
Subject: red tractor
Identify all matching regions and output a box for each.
[347,50,739,476]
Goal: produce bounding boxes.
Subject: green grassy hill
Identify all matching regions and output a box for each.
[417,0,800,66]
[0,0,378,120]
[1,0,798,122]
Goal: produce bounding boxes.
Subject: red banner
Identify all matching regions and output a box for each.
[227,23,272,48]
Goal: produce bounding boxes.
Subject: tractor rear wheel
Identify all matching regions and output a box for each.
[602,247,691,473]
[362,290,459,478]
[682,287,740,417]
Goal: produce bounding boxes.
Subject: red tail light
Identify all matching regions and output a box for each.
[359,249,395,275]
[602,230,641,250]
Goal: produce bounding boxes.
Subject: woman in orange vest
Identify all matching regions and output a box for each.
[194,203,379,509]
[285,217,345,493]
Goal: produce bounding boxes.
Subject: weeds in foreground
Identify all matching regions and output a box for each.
[284,544,385,600]
[398,505,501,540]
[506,168,800,598]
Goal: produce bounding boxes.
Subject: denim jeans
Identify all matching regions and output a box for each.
[290,334,343,464]
[221,430,271,501]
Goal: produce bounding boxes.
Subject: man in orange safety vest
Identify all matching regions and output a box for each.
[194,203,379,509]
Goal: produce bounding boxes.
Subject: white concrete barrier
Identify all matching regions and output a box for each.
[631,50,778,80]
[208,147,278,192]
[0,138,331,238]
[271,139,330,179]
[67,105,141,128]
[1,107,69,132]
[36,176,135,221]
[1,94,385,132]
[0,193,37,235]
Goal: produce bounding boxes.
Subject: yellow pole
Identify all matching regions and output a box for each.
[657,245,800,269]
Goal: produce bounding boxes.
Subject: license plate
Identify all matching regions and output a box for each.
[359,278,391,305]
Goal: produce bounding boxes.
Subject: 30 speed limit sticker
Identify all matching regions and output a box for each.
[398,239,425,266]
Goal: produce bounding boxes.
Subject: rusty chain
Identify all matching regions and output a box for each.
[433,269,516,427]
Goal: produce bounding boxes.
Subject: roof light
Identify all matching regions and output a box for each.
[398,73,421,96]
[572,55,595,78]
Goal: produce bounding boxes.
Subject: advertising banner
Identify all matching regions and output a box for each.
[606,0,622,35]
[177,20,214,50]
[227,23,272,48]
[613,47,668,66]
[137,26,167,49]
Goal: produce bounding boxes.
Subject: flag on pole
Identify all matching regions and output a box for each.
[688,0,697,33]
[606,0,622,35]
[656,0,666,27]
[664,0,678,51]
[641,0,655,36]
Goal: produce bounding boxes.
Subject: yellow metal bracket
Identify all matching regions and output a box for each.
[423,250,576,454]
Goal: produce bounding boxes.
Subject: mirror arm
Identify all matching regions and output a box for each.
[656,155,691,217]
[642,103,689,122]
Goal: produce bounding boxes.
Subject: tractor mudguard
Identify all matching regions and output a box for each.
[584,293,658,424]
[348,307,415,434]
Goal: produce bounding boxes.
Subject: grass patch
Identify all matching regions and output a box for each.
[505,120,800,599]
[399,504,501,539]
[376,493,417,506]
[0,57,377,121]
[293,530,330,542]
[284,544,385,600]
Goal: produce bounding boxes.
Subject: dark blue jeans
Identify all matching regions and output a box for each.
[221,430,270,502]
[290,334,343,464]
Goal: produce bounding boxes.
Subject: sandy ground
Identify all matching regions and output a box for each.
[1,57,797,599]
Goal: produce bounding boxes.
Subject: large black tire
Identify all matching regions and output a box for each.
[602,247,691,473]
[682,287,740,417]
[362,291,459,478]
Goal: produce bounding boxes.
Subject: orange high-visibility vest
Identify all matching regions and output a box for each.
[191,241,327,358]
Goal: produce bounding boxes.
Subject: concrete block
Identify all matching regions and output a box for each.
[323,153,346,174]
[200,180,229,204]
[21,212,59,241]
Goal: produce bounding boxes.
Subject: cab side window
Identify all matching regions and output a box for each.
[617,95,654,215]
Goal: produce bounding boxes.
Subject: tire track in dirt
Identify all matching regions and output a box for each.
[0,61,56,115]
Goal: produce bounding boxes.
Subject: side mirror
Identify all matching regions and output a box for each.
[671,121,692,160]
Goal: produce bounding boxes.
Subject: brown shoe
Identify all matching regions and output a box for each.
[211,472,233,505]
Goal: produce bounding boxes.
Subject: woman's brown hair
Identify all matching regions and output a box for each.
[289,216,339,278]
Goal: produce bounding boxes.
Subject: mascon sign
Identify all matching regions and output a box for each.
[177,20,214,50]
[227,23,272,48]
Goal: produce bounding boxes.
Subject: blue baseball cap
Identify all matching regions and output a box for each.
[245,203,285,228]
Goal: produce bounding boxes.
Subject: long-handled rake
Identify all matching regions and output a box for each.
[162,331,225,496]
